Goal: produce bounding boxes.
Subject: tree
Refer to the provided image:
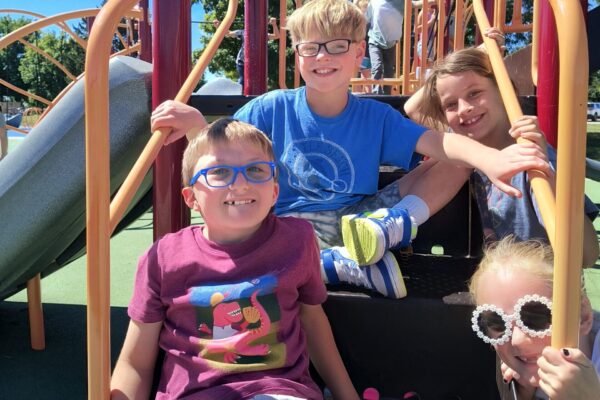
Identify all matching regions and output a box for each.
[18,31,85,107]
[0,16,32,103]
[195,0,296,90]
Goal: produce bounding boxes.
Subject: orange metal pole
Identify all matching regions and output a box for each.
[26,274,45,351]
[84,1,139,398]
[109,0,238,234]
[472,0,556,248]
[278,1,287,89]
[548,0,588,349]
[402,0,413,94]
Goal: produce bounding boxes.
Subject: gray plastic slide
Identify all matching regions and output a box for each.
[0,56,153,299]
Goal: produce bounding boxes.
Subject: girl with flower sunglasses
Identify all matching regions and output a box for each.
[468,236,600,400]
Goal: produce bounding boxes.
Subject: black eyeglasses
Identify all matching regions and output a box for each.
[471,294,552,346]
[295,39,353,57]
[189,161,276,188]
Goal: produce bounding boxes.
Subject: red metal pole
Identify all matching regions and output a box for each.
[475,0,495,44]
[139,0,152,62]
[152,0,191,240]
[244,0,268,95]
[536,0,559,148]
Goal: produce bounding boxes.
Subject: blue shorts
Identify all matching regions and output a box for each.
[282,181,402,248]
[360,56,371,71]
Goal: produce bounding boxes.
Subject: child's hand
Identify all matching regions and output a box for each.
[509,116,548,156]
[500,360,520,383]
[150,100,208,145]
[269,17,277,25]
[500,361,537,400]
[537,347,600,400]
[479,27,505,51]
[482,142,551,197]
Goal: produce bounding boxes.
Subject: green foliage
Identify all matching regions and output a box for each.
[196,0,297,90]
[0,16,31,102]
[18,32,85,107]
[1,15,86,107]
[590,71,600,102]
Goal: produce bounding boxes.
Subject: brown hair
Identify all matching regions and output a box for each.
[418,47,496,129]
[182,118,275,186]
[286,0,366,45]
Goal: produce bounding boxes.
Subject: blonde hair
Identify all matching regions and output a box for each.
[182,118,275,186]
[468,236,554,302]
[418,47,496,129]
[353,0,369,13]
[286,0,366,45]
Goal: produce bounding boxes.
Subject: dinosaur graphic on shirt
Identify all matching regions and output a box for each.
[199,290,271,363]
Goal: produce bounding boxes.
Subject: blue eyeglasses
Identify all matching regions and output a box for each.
[189,161,276,188]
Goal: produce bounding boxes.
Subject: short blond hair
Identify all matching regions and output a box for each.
[353,0,369,13]
[286,0,366,45]
[182,118,275,186]
[468,236,554,302]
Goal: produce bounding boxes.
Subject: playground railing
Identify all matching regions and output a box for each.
[0,8,143,127]
[473,0,589,353]
[84,0,237,397]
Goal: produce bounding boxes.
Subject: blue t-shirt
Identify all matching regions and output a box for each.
[471,146,598,243]
[234,87,427,214]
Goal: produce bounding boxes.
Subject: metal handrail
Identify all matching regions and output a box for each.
[473,0,589,353]
[84,1,237,393]
[472,0,556,246]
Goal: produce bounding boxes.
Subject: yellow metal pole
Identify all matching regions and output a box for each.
[472,0,556,248]
[84,1,139,398]
[548,0,588,349]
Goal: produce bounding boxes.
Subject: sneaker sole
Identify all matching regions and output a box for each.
[341,214,384,266]
[376,252,407,299]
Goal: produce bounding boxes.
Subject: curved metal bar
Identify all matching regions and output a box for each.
[0,9,81,46]
[472,0,556,248]
[83,1,140,397]
[0,78,51,105]
[108,0,238,234]
[0,8,143,52]
[547,0,588,350]
[17,38,77,81]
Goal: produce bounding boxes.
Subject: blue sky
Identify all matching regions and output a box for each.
[0,0,207,50]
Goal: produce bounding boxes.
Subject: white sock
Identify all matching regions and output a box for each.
[393,195,430,225]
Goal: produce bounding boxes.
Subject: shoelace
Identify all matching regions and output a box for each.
[334,255,371,289]
[381,211,405,248]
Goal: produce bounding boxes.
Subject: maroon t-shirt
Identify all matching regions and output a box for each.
[129,214,327,400]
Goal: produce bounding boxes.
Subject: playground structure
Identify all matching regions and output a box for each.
[0,0,595,398]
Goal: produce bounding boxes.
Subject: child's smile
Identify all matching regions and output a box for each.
[183,140,279,244]
[437,70,510,148]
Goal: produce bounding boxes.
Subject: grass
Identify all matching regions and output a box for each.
[587,122,600,160]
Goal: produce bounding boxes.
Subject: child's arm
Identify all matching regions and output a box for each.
[150,100,207,145]
[537,347,600,400]
[110,320,162,400]
[415,130,551,197]
[300,304,360,400]
[509,115,600,267]
[268,17,280,40]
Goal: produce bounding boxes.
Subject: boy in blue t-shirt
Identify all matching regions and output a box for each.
[151,0,549,299]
